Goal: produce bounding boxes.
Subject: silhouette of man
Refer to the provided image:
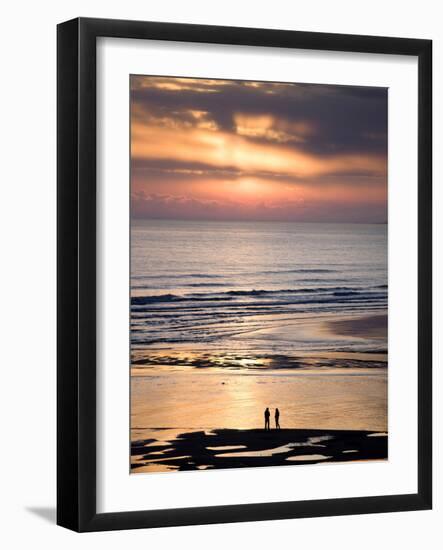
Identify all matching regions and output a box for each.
[264,407,270,431]
[275,408,280,430]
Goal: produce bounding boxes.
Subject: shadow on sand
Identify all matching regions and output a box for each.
[131,428,387,472]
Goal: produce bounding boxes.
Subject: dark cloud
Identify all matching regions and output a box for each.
[131,77,387,156]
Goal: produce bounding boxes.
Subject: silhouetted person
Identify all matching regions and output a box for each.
[275,408,280,429]
[264,407,270,431]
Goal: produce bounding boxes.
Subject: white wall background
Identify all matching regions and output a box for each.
[0,0,440,547]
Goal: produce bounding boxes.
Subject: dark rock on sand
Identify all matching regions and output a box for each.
[131,428,388,472]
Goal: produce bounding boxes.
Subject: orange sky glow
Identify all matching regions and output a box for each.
[131,76,387,223]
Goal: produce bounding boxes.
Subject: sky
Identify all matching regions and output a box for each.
[130,76,387,223]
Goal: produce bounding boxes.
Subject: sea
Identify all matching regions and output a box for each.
[131,219,387,357]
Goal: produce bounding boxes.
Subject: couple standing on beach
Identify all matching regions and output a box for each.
[264,407,280,430]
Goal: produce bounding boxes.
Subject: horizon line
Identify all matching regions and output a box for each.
[131,217,388,225]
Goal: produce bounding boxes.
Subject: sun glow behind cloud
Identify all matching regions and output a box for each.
[131,76,387,223]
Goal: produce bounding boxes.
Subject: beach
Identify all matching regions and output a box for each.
[130,220,388,473]
[132,428,388,473]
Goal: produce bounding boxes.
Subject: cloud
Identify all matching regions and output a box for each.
[132,191,386,223]
[233,113,315,143]
[131,121,386,180]
[130,76,387,223]
[131,76,387,155]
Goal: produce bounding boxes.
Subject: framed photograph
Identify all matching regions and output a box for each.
[57,17,432,532]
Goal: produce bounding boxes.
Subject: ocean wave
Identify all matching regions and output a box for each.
[186,283,228,288]
[131,269,340,282]
[263,268,338,274]
[132,294,234,305]
[133,298,386,317]
[131,273,222,280]
[131,286,387,306]
[333,290,361,296]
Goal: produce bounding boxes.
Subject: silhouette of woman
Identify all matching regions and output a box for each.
[264,407,270,431]
[275,408,280,429]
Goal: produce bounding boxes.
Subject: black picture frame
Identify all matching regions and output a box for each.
[57,17,432,532]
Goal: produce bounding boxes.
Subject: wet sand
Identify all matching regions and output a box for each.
[325,313,387,340]
[131,350,387,371]
[131,360,387,473]
[131,312,388,473]
[131,428,388,472]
